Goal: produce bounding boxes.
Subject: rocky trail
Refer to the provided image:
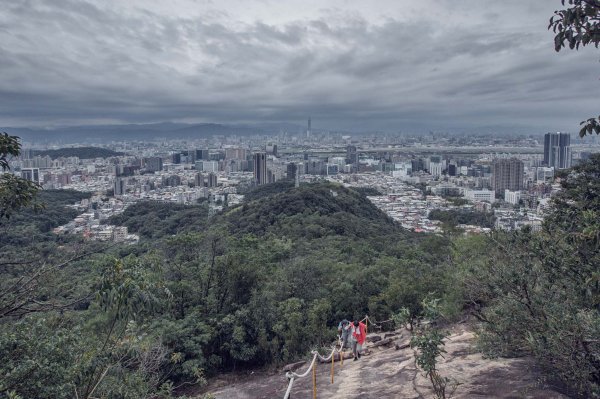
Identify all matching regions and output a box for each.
[199,325,567,398]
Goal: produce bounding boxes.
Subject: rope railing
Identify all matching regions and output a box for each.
[362,315,395,331]
[282,315,392,398]
[283,338,344,399]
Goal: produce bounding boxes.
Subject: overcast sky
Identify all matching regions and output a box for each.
[1,0,598,132]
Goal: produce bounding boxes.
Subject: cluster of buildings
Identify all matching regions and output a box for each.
[8,127,597,239]
[52,196,139,243]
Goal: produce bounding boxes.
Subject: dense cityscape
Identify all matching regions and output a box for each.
[10,124,597,242]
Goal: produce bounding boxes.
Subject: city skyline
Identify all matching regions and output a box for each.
[1,1,598,133]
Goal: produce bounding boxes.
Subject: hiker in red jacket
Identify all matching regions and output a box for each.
[351,320,367,361]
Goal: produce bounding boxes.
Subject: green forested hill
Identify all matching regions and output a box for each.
[107,201,209,239]
[226,182,399,239]
[33,147,124,159]
[0,189,91,249]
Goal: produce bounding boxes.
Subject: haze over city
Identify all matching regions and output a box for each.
[2,0,598,132]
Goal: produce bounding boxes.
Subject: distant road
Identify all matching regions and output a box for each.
[360,146,544,154]
[280,145,545,156]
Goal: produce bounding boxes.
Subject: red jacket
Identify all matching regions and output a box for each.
[352,321,367,345]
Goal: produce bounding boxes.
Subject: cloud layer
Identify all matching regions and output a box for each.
[0,0,598,132]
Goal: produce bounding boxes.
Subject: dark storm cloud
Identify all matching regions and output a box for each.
[0,0,597,132]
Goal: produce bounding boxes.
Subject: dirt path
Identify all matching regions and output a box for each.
[200,326,567,399]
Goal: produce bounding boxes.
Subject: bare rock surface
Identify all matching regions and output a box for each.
[199,325,567,399]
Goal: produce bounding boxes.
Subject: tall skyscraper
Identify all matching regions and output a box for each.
[21,168,40,184]
[346,145,358,172]
[143,157,163,172]
[113,178,125,196]
[253,152,267,185]
[544,132,572,169]
[492,158,524,195]
[195,149,210,161]
[194,173,205,187]
[286,162,297,180]
[207,172,218,188]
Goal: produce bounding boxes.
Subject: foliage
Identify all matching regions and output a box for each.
[241,180,295,202]
[0,133,21,172]
[550,0,600,51]
[549,0,600,137]
[0,133,41,219]
[107,201,208,239]
[225,182,399,239]
[74,255,172,399]
[0,190,95,321]
[408,297,457,399]
[32,147,125,159]
[0,189,91,244]
[0,316,81,399]
[1,180,453,397]
[451,155,600,397]
[0,255,185,399]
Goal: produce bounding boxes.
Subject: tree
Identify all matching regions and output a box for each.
[549,0,600,136]
[460,155,600,397]
[0,133,41,219]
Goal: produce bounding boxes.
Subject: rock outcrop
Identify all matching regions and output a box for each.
[201,325,566,399]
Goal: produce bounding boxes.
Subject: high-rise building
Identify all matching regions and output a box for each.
[428,157,442,177]
[448,164,457,176]
[57,173,71,186]
[491,158,524,195]
[346,145,358,172]
[143,157,163,172]
[207,172,218,188]
[327,164,339,175]
[267,169,276,184]
[305,160,325,175]
[253,152,267,185]
[113,178,125,196]
[286,162,297,180]
[194,173,205,187]
[196,149,210,161]
[266,144,278,157]
[196,160,219,172]
[162,175,181,187]
[225,148,246,160]
[21,168,40,184]
[411,158,425,172]
[429,162,442,177]
[544,132,572,169]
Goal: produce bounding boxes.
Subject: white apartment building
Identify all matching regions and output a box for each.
[466,189,495,203]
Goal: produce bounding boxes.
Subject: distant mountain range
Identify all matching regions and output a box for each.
[1,122,314,144]
[1,121,556,145]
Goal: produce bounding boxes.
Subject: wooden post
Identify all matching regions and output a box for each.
[331,352,334,384]
[312,361,317,399]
